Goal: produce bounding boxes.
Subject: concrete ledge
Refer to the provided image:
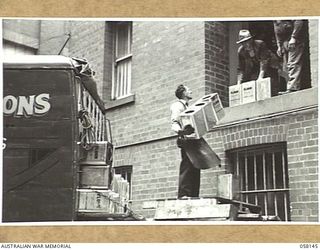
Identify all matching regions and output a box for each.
[105,94,135,110]
[216,87,318,127]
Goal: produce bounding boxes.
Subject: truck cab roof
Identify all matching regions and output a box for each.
[4,55,75,69]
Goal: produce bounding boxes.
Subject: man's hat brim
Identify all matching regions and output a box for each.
[236,36,253,44]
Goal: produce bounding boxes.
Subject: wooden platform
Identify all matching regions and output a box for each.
[154,197,238,221]
[152,197,262,221]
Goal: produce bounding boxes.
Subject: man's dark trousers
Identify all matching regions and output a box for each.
[178,147,200,198]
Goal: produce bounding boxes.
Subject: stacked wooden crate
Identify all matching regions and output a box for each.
[78,142,112,188]
[77,142,130,216]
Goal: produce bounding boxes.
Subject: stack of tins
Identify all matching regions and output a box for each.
[180,93,225,139]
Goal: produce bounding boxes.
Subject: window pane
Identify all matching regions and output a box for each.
[113,22,132,100]
[275,151,284,189]
[265,152,274,190]
[266,192,275,216]
[256,154,264,190]
[116,23,131,58]
[115,59,131,98]
[247,155,255,191]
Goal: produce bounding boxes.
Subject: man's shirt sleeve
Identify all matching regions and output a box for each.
[170,101,184,134]
[291,20,304,39]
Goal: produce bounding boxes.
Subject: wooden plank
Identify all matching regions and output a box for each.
[237,213,262,221]
[212,196,261,214]
[154,198,233,220]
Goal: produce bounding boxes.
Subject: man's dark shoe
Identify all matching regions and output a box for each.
[278,89,298,95]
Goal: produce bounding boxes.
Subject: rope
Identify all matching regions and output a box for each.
[78,109,96,150]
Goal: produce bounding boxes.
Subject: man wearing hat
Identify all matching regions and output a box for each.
[237,29,280,96]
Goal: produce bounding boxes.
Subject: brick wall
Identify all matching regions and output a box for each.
[130,108,318,221]
[205,22,230,107]
[309,19,318,88]
[39,20,68,55]
[286,110,318,221]
[201,109,318,222]
[114,138,180,215]
[107,21,206,147]
[67,21,107,96]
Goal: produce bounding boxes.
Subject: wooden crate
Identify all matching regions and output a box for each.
[241,80,256,104]
[180,93,225,138]
[198,93,225,127]
[77,189,124,213]
[202,93,225,122]
[180,105,207,139]
[78,165,110,188]
[256,77,271,101]
[79,142,113,165]
[229,84,241,107]
[217,174,240,200]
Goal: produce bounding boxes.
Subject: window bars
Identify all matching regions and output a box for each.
[229,143,290,221]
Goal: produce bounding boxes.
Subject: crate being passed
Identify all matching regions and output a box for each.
[180,93,224,139]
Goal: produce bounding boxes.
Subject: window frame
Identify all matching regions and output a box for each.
[228,142,290,221]
[111,22,133,101]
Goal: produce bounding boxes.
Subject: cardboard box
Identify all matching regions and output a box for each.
[229,84,242,107]
[256,77,271,101]
[241,80,256,104]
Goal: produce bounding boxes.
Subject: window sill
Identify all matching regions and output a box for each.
[105,94,135,110]
[214,87,318,129]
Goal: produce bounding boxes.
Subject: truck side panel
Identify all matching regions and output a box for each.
[3,69,77,222]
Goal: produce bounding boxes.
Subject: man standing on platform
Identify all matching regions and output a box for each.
[273,20,307,94]
[170,84,200,199]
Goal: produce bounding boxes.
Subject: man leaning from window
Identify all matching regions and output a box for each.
[237,29,280,96]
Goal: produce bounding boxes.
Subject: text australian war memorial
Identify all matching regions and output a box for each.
[2,19,319,222]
